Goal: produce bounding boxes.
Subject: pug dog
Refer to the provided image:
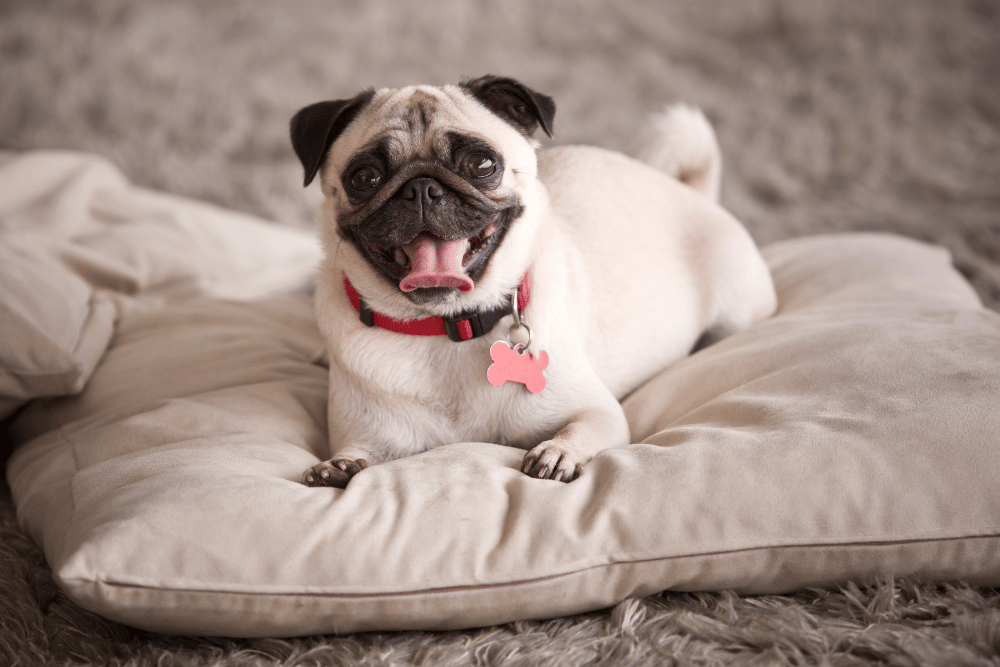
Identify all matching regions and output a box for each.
[291,75,776,488]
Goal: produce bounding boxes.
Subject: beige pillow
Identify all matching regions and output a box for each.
[0,151,321,419]
[8,231,1000,637]
[0,240,116,419]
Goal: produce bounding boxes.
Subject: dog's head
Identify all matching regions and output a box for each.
[290,76,555,315]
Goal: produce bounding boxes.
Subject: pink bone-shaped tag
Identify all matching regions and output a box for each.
[487,341,548,393]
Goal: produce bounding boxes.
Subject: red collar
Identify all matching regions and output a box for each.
[344,274,531,342]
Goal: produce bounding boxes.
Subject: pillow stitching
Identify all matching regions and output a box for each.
[61,531,1000,598]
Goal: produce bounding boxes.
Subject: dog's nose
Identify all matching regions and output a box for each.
[399,178,444,212]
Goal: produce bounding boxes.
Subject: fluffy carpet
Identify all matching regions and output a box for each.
[2,0,999,664]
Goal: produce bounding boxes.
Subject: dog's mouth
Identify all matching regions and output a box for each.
[354,213,510,299]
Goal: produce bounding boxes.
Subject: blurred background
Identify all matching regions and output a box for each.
[1,0,998,308]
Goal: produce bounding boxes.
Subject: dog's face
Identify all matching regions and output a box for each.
[291,76,555,314]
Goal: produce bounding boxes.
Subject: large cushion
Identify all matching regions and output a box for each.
[6,152,1000,637]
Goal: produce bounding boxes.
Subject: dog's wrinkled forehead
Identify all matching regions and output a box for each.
[340,86,509,167]
[289,76,555,188]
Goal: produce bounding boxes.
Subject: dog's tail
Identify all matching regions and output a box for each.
[637,104,722,202]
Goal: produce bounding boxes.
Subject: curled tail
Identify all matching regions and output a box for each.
[637,104,722,202]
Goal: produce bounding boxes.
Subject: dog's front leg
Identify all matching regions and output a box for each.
[302,446,372,489]
[521,391,630,483]
[303,366,435,488]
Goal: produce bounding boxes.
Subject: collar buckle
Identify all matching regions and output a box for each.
[442,306,508,342]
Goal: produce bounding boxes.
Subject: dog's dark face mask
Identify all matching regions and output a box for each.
[290,76,555,305]
[332,133,523,304]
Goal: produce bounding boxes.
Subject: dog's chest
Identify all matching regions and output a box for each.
[333,330,560,451]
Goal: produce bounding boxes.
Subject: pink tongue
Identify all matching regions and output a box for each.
[399,234,474,293]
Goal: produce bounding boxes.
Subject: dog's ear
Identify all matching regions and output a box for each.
[290,89,375,187]
[460,75,555,139]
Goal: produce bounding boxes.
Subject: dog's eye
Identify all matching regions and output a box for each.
[348,166,383,192]
[460,153,497,179]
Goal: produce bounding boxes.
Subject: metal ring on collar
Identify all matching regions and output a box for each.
[507,322,532,354]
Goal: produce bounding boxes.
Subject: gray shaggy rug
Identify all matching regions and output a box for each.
[2,0,999,665]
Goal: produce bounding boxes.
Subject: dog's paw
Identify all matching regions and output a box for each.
[302,457,369,488]
[521,442,583,483]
